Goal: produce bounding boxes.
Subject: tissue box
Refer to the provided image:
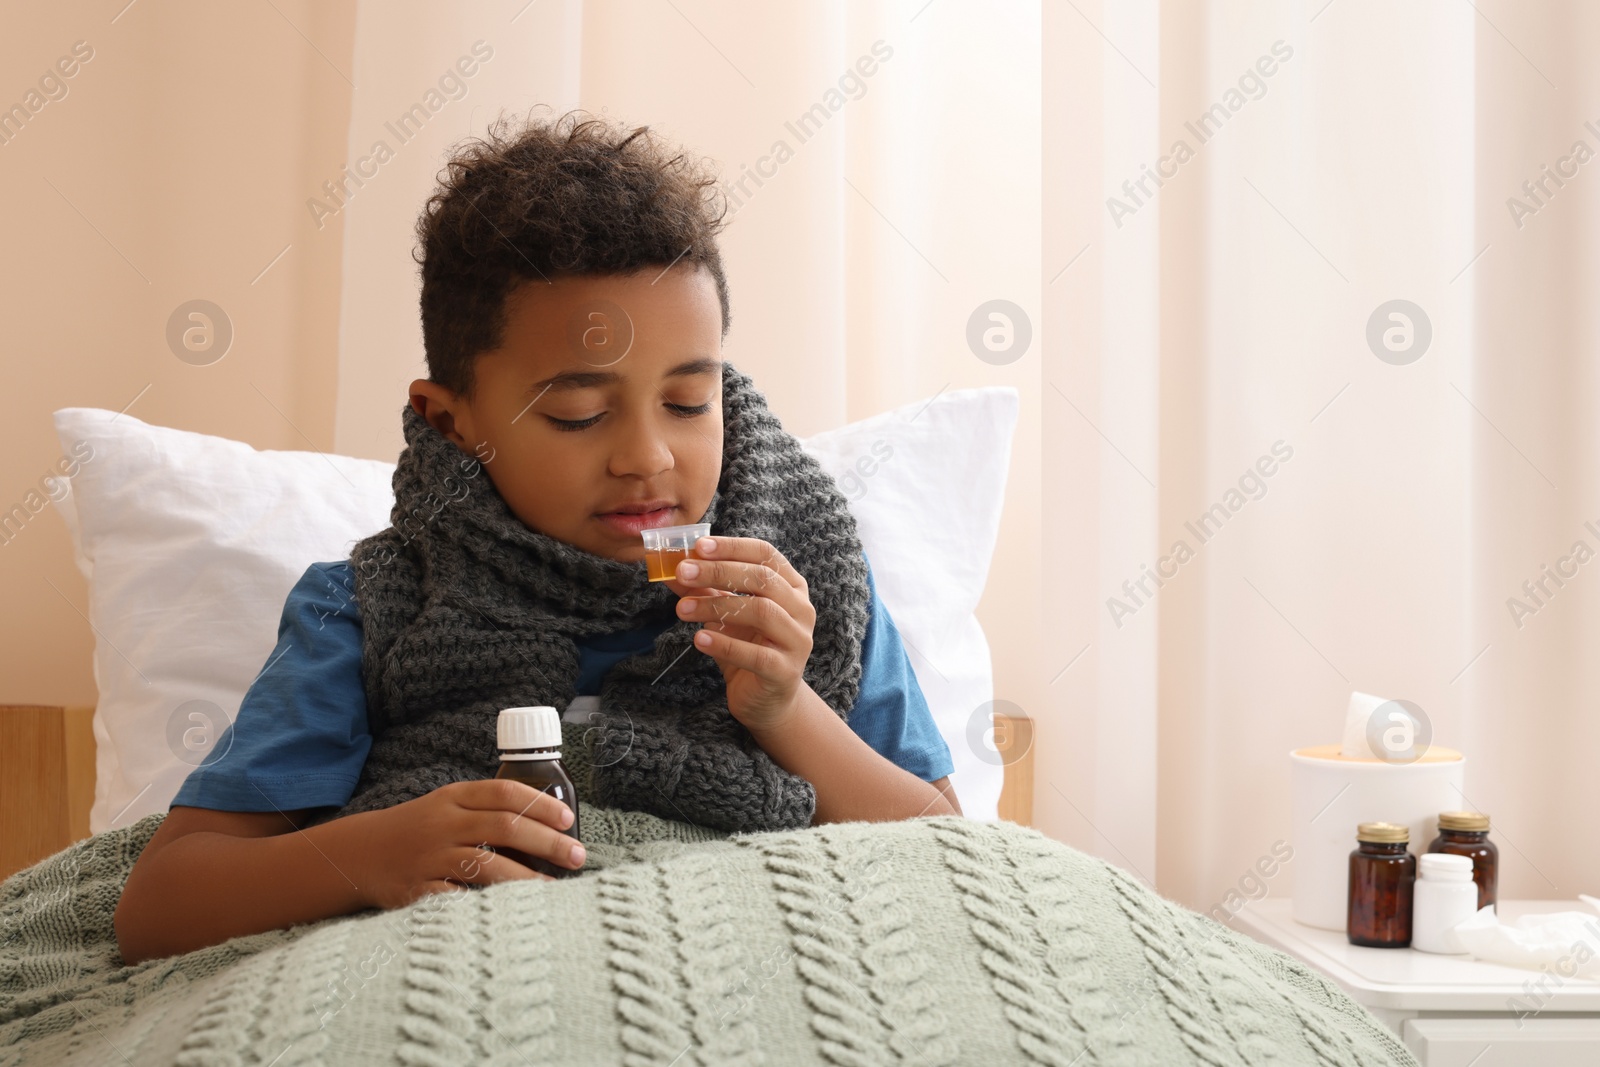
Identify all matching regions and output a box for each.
[1289,743,1465,931]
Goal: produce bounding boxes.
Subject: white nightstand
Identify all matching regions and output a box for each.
[1232,899,1600,1067]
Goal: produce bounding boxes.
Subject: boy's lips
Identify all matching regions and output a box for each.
[604,498,675,514]
[596,501,677,535]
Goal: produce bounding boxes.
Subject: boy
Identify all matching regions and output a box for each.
[115,111,959,965]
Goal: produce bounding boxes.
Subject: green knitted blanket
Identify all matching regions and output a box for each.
[0,812,1416,1066]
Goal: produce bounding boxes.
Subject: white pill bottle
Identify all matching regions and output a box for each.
[1411,852,1478,954]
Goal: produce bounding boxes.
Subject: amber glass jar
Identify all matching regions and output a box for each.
[1426,811,1497,912]
[1348,822,1415,948]
[492,706,582,880]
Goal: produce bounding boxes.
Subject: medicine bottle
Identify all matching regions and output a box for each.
[1347,822,1415,948]
[1425,811,1497,913]
[493,705,582,879]
[1411,853,1478,954]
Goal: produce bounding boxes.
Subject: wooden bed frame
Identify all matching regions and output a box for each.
[0,704,1033,880]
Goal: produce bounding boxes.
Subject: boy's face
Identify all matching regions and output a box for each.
[410,265,724,564]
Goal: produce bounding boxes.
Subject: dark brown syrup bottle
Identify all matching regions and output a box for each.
[493,705,582,879]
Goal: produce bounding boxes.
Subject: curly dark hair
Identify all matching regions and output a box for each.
[414,108,731,397]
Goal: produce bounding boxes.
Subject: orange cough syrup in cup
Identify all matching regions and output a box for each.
[641,523,712,583]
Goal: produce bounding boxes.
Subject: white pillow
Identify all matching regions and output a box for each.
[801,388,1016,823]
[51,409,395,832]
[53,387,1016,830]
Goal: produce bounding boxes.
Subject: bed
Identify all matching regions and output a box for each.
[1,792,1421,1066]
[0,392,1418,1064]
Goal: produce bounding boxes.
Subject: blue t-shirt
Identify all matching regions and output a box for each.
[172,558,952,812]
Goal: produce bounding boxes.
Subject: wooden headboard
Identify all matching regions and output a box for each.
[0,705,1033,880]
[1,706,96,880]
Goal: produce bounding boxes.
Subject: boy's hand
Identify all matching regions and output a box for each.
[665,535,817,732]
[348,779,584,910]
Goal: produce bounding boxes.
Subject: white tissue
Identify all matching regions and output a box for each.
[1340,691,1389,758]
[1454,896,1600,980]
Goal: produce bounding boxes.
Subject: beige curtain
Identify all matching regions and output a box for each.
[1044,0,1598,911]
[332,0,1043,446]
[0,2,356,709]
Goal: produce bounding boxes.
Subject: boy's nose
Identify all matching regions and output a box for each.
[608,421,675,478]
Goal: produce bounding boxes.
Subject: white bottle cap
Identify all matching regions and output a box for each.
[497,706,562,751]
[1418,852,1473,881]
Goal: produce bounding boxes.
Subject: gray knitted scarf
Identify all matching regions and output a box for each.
[328,362,869,834]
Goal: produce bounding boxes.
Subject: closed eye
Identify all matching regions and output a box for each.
[544,401,711,433]
[547,415,601,435]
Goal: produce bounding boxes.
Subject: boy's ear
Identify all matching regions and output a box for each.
[408,379,475,450]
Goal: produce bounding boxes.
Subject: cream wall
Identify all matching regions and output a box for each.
[0,0,355,707]
[1154,0,1479,910]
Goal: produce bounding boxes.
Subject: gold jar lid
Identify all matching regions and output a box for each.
[1356,821,1410,843]
[1438,810,1490,832]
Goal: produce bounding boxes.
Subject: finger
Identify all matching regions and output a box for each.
[667,536,816,650]
[678,592,809,654]
[673,559,812,622]
[449,778,576,829]
[668,585,758,639]
[663,577,738,600]
[476,845,553,883]
[469,811,588,873]
[703,613,761,643]
[447,844,562,887]
[441,845,525,886]
[691,536,806,590]
[479,854,559,885]
[681,591,805,652]
[692,627,799,684]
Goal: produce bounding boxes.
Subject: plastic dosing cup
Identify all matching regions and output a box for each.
[641,523,711,582]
